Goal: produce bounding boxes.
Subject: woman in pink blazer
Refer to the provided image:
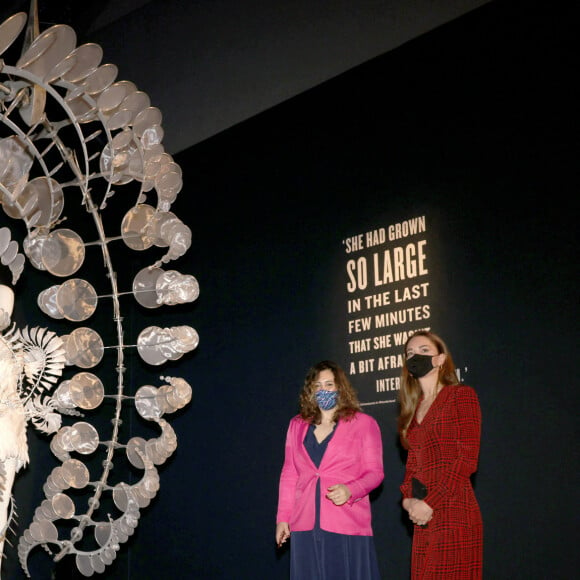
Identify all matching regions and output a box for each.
[276,360,384,579]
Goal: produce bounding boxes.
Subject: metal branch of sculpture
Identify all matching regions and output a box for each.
[0,4,198,577]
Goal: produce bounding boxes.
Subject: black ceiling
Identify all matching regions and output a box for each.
[1,0,492,153]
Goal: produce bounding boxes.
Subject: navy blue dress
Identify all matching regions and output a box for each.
[290,423,382,580]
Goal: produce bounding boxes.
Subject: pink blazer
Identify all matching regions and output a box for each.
[276,412,383,536]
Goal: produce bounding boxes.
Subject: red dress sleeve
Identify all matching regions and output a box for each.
[423,385,481,510]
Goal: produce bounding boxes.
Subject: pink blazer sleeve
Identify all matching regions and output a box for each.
[276,417,301,523]
[343,413,384,504]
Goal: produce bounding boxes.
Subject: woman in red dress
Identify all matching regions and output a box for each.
[398,331,483,579]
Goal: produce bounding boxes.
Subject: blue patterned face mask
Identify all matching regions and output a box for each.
[315,389,338,410]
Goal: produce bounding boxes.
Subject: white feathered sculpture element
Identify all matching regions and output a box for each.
[0,286,66,573]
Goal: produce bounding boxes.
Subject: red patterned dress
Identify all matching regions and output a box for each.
[400,384,483,579]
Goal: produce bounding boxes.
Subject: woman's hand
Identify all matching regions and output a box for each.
[326,484,352,506]
[276,522,290,547]
[404,498,433,526]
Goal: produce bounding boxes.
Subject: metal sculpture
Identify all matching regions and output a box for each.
[0,3,197,576]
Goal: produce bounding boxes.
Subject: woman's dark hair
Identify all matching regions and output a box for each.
[299,360,360,423]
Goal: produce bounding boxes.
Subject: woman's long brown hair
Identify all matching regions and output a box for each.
[398,331,459,448]
[299,360,360,424]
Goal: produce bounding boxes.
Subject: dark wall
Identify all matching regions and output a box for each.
[160,1,575,578]
[6,0,578,578]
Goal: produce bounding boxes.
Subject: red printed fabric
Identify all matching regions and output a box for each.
[400,384,483,579]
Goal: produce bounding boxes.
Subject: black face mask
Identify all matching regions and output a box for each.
[406,354,435,378]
